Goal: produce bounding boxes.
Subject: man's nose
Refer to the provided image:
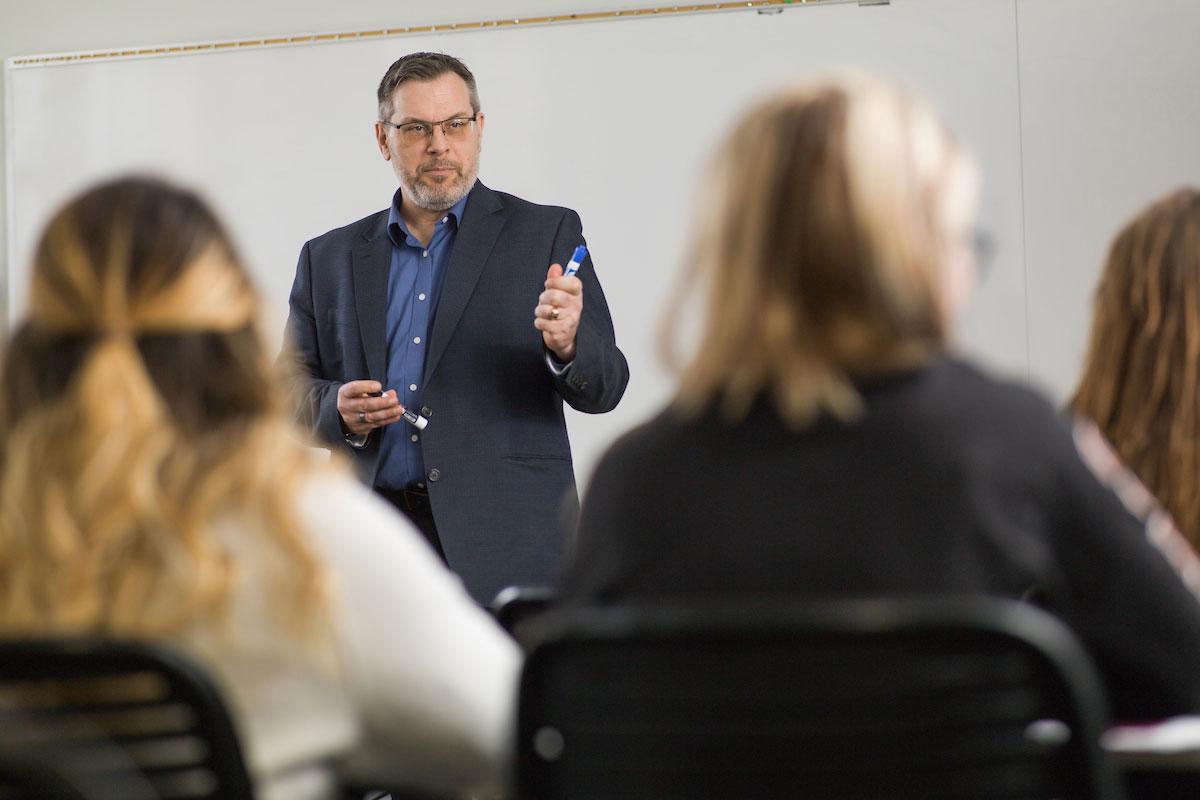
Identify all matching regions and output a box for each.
[425,126,450,153]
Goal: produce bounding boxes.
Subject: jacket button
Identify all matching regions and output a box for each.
[421,406,433,417]
[427,468,441,482]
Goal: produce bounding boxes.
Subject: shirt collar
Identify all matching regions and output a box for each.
[387,185,472,247]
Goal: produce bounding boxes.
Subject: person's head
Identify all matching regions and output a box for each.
[669,72,981,425]
[374,52,485,212]
[1070,188,1200,546]
[0,176,326,637]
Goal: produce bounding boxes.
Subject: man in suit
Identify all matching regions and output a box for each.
[283,52,629,604]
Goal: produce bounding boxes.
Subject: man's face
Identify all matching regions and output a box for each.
[375,72,485,212]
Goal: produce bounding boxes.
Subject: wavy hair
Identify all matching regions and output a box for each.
[665,73,979,425]
[1071,188,1200,548]
[0,177,329,638]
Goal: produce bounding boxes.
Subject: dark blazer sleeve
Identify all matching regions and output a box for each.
[549,209,629,414]
[281,240,346,448]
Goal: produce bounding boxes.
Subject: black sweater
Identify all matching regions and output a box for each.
[567,357,1200,722]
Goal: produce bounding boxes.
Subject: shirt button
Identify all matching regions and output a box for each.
[422,250,429,257]
[418,293,427,301]
[409,383,417,391]
[413,336,421,344]
[427,468,441,482]
[410,433,419,442]
[421,406,433,417]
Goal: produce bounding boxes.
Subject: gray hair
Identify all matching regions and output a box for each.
[377,52,481,121]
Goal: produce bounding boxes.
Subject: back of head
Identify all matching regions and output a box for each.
[1071,188,1200,546]
[670,72,980,425]
[0,176,326,638]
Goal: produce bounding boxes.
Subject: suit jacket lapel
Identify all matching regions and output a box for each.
[425,182,506,381]
[352,212,392,382]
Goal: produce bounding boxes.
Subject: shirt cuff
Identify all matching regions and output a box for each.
[544,350,574,376]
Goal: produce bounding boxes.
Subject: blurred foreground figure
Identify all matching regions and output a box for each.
[0,177,519,800]
[566,74,1200,724]
[1072,188,1200,551]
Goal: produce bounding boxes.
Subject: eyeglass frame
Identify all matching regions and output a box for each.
[381,114,480,144]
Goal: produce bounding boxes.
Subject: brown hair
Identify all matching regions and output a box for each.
[666,73,979,425]
[377,52,480,121]
[1071,188,1200,548]
[0,176,329,638]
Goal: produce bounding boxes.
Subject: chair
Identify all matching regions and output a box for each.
[0,638,255,800]
[489,585,557,637]
[517,597,1125,800]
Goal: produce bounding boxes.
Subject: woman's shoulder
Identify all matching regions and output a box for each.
[910,356,1070,439]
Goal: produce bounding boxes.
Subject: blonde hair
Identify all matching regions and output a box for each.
[1071,188,1200,549]
[667,73,979,425]
[0,177,329,639]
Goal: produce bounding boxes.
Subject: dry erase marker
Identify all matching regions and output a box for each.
[372,390,429,430]
[563,245,588,277]
[402,407,429,430]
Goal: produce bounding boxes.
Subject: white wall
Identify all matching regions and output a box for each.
[1016,0,1200,397]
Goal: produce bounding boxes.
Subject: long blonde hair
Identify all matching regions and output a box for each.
[0,177,328,638]
[1071,188,1200,548]
[667,73,979,425]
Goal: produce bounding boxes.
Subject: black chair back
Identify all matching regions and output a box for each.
[490,586,557,637]
[0,638,255,800]
[517,597,1124,800]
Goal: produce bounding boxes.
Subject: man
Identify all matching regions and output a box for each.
[283,52,629,604]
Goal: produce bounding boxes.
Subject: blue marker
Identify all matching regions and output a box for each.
[564,245,588,277]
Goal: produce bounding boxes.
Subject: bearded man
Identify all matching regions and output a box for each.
[282,52,628,604]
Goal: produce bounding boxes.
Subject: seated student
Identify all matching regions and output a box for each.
[1071,189,1200,553]
[563,74,1200,723]
[0,177,520,800]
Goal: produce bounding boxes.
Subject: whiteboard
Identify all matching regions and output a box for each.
[5,0,1026,484]
[1017,0,1200,398]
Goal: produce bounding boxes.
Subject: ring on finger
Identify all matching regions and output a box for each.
[549,306,560,321]
[358,411,367,424]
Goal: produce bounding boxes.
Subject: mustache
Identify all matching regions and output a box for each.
[420,162,462,174]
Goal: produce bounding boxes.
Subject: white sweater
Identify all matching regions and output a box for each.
[177,471,522,799]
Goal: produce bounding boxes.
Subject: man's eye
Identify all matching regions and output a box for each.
[404,124,428,135]
[447,120,467,130]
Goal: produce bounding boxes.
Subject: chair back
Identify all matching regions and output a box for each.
[490,585,557,637]
[0,638,255,800]
[517,597,1125,800]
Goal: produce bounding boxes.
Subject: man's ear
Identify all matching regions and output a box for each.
[374,122,391,161]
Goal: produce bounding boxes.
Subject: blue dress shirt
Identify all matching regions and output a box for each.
[375,188,470,491]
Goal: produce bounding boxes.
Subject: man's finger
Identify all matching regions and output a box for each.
[356,390,401,413]
[538,289,580,308]
[340,379,382,398]
[544,275,582,295]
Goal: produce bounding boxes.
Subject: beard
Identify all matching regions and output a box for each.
[399,157,479,211]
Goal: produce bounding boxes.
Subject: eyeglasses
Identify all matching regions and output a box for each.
[382,115,478,144]
[972,228,997,282]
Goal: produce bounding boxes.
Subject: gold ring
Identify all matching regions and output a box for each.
[549,307,560,321]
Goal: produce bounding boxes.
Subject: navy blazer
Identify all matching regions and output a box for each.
[283,181,629,603]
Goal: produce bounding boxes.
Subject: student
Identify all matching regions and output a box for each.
[1071,188,1200,551]
[0,177,520,800]
[564,74,1200,723]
